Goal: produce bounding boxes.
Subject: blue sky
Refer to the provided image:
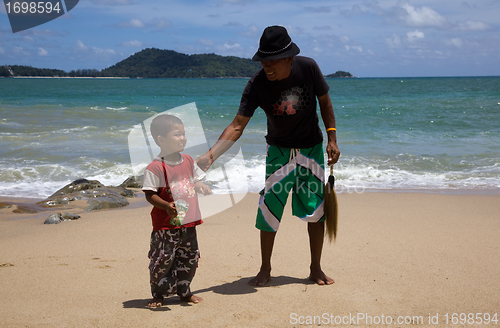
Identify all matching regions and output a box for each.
[1,0,499,77]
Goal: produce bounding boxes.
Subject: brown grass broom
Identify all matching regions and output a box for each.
[324,165,338,242]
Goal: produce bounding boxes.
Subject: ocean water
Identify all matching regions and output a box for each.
[0,76,499,199]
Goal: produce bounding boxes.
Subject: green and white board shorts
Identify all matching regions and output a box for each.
[256,143,325,232]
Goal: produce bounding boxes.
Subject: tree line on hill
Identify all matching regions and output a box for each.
[0,65,103,77]
[1,48,353,78]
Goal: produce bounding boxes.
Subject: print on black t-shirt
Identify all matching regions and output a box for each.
[271,83,312,117]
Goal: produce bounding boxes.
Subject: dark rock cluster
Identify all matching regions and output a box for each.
[38,178,138,211]
[2,176,144,224]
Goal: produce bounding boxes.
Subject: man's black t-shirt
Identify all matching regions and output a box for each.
[238,56,330,148]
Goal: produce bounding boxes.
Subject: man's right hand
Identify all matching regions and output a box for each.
[196,114,250,172]
[196,152,212,172]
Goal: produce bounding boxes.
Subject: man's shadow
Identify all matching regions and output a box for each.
[123,275,313,310]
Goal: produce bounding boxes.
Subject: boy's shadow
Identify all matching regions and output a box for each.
[123,275,312,310]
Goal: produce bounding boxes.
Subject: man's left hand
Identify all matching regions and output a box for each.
[326,141,340,165]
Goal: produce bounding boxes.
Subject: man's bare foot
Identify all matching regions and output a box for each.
[309,268,335,285]
[147,297,164,308]
[180,294,203,303]
[248,270,271,286]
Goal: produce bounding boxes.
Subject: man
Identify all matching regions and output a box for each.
[197,26,340,286]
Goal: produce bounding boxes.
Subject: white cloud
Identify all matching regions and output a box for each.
[117,17,171,29]
[122,40,143,47]
[239,24,260,38]
[461,1,477,9]
[12,46,29,56]
[385,35,401,49]
[396,3,447,27]
[446,38,463,48]
[225,21,241,27]
[74,41,116,57]
[304,6,332,13]
[197,38,215,47]
[218,0,255,5]
[92,47,116,55]
[340,4,366,17]
[88,0,132,5]
[15,29,61,37]
[222,42,242,50]
[457,20,490,31]
[0,46,5,54]
[76,40,88,51]
[119,18,145,28]
[38,48,48,56]
[340,35,350,43]
[150,17,171,29]
[345,45,363,52]
[313,25,332,31]
[407,30,425,43]
[129,18,145,28]
[313,47,323,53]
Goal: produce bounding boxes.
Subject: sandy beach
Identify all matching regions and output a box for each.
[1,191,499,327]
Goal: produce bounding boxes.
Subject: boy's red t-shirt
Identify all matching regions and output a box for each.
[143,154,203,231]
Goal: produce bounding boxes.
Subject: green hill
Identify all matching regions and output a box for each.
[2,49,262,78]
[325,70,354,78]
[100,48,262,78]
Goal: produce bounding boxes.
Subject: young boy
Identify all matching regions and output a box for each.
[142,114,211,308]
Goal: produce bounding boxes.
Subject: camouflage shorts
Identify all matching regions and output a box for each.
[148,227,199,298]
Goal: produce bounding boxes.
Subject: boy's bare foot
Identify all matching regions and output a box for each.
[309,268,334,285]
[147,297,164,308]
[180,294,203,303]
[248,270,271,286]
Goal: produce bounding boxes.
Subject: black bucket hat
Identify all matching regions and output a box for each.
[252,26,300,61]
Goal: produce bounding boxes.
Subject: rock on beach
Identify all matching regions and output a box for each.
[38,178,137,211]
[43,212,81,224]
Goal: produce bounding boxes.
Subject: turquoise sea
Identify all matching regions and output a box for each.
[0,76,499,198]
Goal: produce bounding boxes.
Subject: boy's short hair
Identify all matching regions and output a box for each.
[150,114,183,145]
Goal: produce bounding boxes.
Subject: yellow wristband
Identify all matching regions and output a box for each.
[326,128,336,132]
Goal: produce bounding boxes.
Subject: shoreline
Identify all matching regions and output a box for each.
[350,187,500,196]
[2,187,500,221]
[1,185,499,202]
[2,189,500,223]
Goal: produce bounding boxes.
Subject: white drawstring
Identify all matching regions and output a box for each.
[289,148,301,162]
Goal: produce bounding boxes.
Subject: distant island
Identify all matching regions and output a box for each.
[325,70,354,78]
[1,48,351,79]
